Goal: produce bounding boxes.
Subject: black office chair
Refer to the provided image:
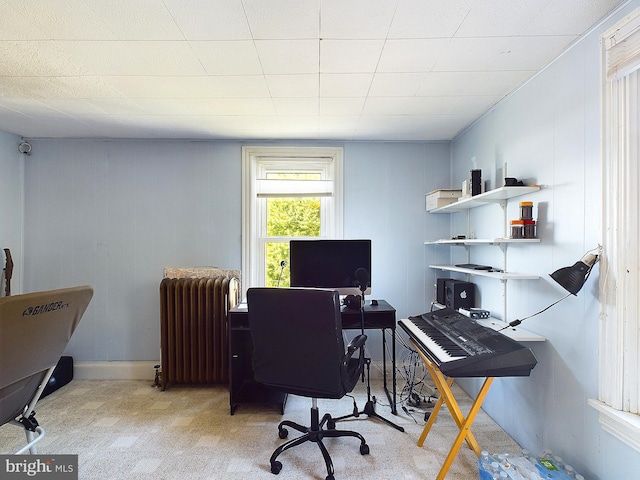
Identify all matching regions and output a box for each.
[247,287,370,480]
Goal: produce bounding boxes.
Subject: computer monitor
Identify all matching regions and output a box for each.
[289,239,372,295]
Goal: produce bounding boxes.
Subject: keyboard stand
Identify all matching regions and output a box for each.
[410,339,494,480]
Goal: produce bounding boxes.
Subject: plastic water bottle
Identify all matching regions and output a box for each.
[575,475,584,480]
[564,465,575,478]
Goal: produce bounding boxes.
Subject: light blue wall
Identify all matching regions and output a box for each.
[449,2,640,479]
[0,130,23,293]
[20,139,450,362]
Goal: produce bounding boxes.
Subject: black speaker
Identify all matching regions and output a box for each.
[436,278,448,305]
[444,280,475,310]
[471,169,482,196]
[42,356,73,398]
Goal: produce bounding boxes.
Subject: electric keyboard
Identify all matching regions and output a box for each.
[399,308,538,378]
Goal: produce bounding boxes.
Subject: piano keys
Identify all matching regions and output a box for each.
[398,308,538,378]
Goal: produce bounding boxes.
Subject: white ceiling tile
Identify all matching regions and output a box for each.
[455,0,622,37]
[320,40,384,73]
[278,116,319,132]
[266,75,319,97]
[106,76,217,99]
[84,98,148,116]
[318,116,359,139]
[84,0,183,40]
[320,0,398,39]
[320,74,373,97]
[273,98,318,116]
[388,0,473,39]
[377,39,451,73]
[38,98,107,116]
[190,41,263,75]
[432,36,577,72]
[368,73,426,97]
[319,98,366,116]
[210,76,271,97]
[255,40,319,74]
[404,95,501,115]
[163,0,251,40]
[0,1,53,40]
[362,97,412,116]
[243,0,319,39]
[58,41,206,76]
[0,41,89,76]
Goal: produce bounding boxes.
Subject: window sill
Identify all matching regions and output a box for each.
[589,399,640,452]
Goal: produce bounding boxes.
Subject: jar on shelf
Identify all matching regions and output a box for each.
[523,219,536,238]
[510,219,524,238]
[519,201,534,220]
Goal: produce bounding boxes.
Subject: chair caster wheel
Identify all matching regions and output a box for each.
[327,418,336,429]
[360,443,370,455]
[271,460,282,474]
[278,428,288,439]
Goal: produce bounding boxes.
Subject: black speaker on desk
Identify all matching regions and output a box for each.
[436,278,449,305]
[444,280,475,310]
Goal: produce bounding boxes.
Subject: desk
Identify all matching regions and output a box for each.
[228,299,397,415]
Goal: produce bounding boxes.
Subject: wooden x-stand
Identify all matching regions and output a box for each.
[410,339,494,480]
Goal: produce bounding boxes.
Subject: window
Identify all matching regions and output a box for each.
[590,8,640,452]
[241,146,343,293]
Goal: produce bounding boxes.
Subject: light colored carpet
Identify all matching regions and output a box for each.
[1,378,521,479]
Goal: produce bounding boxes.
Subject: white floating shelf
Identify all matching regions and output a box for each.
[475,318,545,342]
[425,238,541,246]
[429,264,540,280]
[429,186,541,213]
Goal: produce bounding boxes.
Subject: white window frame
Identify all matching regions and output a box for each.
[589,8,640,452]
[241,146,344,295]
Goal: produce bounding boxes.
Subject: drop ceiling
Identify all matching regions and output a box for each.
[0,0,625,141]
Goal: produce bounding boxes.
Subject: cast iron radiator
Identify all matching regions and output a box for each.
[159,276,240,389]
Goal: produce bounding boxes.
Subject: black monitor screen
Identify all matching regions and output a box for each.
[289,239,371,295]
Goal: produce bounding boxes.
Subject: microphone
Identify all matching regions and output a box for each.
[277,260,287,287]
[355,267,369,293]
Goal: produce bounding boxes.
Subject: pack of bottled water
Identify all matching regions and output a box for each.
[478,449,585,480]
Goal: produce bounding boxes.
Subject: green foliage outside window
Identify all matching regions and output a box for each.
[265,197,321,287]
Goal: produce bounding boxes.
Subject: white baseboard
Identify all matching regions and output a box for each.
[74,361,159,381]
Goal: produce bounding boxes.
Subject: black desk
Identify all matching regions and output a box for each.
[228,299,398,415]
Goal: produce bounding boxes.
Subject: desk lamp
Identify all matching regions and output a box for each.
[550,251,599,295]
[500,247,600,331]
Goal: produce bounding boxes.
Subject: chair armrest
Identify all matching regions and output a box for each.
[346,334,367,354]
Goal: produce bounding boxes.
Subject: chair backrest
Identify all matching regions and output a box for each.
[0,286,93,425]
[247,287,350,399]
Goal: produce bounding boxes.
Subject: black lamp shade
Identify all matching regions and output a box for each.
[550,262,591,295]
[549,253,598,295]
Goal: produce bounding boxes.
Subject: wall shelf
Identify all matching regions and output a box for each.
[425,238,540,246]
[429,264,539,280]
[426,183,542,322]
[429,185,541,213]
